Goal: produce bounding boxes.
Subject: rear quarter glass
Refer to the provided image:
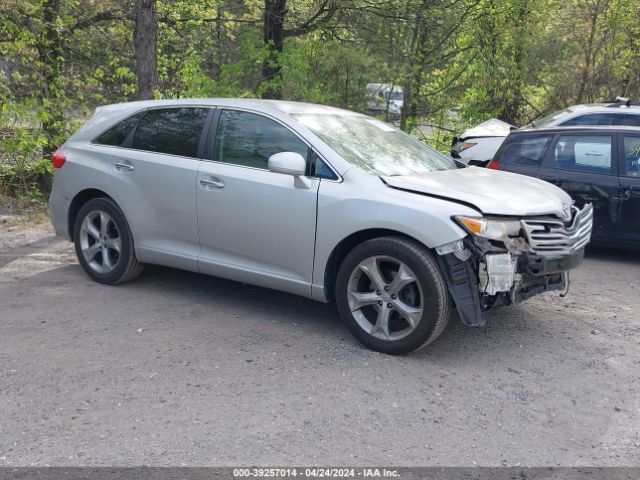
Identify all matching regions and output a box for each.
[496,134,553,166]
[94,112,145,146]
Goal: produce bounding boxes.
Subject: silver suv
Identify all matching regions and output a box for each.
[49,99,593,354]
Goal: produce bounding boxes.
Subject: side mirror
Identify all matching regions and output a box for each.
[268,152,310,189]
[268,151,306,176]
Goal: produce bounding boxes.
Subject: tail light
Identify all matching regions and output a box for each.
[487,159,500,170]
[52,147,66,168]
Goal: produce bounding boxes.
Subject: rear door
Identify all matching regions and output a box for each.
[616,134,640,244]
[107,106,212,270]
[538,133,619,242]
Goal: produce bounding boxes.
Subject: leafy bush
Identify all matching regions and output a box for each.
[0,131,51,203]
[0,157,52,201]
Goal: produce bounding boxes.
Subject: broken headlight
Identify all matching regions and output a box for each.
[455,216,522,242]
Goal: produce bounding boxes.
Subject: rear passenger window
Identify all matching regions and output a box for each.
[95,112,144,146]
[622,136,640,177]
[560,114,617,126]
[498,134,551,166]
[552,135,613,174]
[132,108,209,158]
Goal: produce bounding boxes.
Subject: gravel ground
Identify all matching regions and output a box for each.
[0,221,639,467]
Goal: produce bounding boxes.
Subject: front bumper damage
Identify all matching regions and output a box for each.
[435,204,593,327]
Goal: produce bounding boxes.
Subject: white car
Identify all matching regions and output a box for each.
[49,99,592,354]
[452,98,640,165]
[451,118,513,165]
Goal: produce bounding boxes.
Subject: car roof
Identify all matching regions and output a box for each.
[533,103,640,127]
[514,125,640,134]
[95,98,361,117]
[561,103,640,112]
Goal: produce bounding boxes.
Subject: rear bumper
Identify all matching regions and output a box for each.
[48,184,71,241]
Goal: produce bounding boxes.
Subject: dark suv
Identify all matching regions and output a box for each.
[487,126,640,250]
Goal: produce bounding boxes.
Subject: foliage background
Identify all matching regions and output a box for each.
[1,0,639,202]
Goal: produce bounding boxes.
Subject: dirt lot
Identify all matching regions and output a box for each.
[0,219,639,467]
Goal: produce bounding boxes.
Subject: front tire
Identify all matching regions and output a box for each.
[73,197,143,284]
[335,236,451,355]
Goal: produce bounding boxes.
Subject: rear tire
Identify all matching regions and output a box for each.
[73,197,143,284]
[335,236,451,355]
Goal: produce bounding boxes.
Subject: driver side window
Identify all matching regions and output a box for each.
[214,110,308,170]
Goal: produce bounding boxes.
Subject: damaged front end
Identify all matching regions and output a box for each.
[435,204,593,327]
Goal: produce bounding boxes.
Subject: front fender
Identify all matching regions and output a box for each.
[312,174,479,301]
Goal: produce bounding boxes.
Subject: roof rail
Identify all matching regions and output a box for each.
[604,96,636,107]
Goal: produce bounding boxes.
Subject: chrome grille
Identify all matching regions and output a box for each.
[521,204,593,255]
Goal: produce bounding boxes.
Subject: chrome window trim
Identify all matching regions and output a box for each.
[87,144,205,162]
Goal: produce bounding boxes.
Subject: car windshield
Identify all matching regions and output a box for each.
[526,108,573,127]
[293,113,455,176]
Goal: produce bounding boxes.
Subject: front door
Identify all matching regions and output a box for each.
[196,109,319,297]
[617,134,640,245]
[538,133,620,242]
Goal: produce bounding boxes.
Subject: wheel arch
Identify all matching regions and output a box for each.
[67,188,115,238]
[323,228,429,302]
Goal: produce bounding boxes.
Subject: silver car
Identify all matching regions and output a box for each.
[49,99,593,354]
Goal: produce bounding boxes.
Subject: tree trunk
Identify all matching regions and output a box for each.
[400,81,413,131]
[134,0,159,100]
[400,2,429,132]
[576,1,599,104]
[41,0,64,155]
[501,0,529,125]
[262,0,286,99]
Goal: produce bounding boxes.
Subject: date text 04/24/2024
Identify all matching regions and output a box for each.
[232,468,400,478]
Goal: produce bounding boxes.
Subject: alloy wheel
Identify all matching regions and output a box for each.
[347,255,423,341]
[78,210,121,274]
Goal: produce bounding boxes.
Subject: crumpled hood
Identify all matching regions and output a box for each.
[460,118,514,139]
[383,167,573,218]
